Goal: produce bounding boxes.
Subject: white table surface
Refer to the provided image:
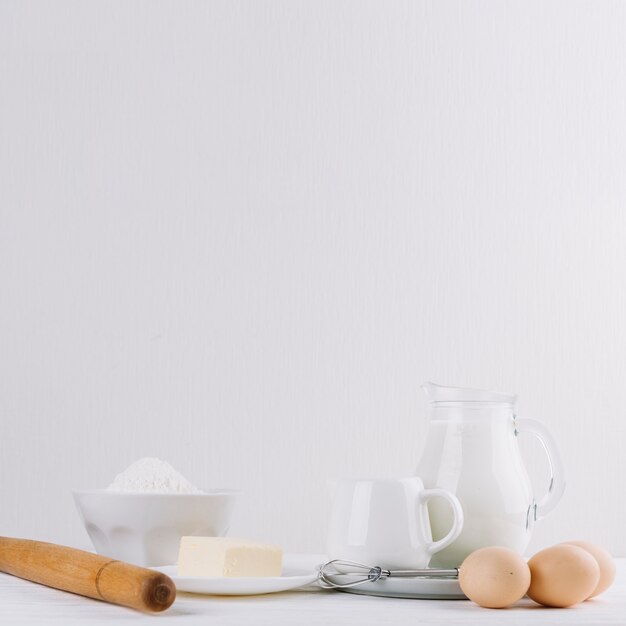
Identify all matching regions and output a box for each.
[1,556,624,625]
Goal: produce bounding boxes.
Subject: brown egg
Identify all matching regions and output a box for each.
[459,547,531,608]
[562,540,616,598]
[527,545,600,608]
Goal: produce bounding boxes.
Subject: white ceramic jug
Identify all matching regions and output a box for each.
[326,477,464,570]
[416,382,566,567]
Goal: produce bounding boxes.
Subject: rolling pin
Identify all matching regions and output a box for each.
[0,537,176,612]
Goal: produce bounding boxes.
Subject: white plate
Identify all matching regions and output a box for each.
[151,555,319,596]
[322,572,467,600]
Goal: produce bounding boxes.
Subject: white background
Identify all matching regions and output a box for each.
[1,1,625,557]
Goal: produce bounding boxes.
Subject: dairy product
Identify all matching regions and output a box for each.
[106,457,205,494]
[416,383,565,568]
[417,416,534,567]
[178,537,282,577]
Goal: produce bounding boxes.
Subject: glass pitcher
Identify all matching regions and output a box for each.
[416,382,565,568]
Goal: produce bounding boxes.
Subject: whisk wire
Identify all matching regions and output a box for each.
[318,559,459,589]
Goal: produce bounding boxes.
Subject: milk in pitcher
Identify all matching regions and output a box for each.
[416,383,565,568]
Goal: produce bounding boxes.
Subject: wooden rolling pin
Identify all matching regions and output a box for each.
[0,537,176,612]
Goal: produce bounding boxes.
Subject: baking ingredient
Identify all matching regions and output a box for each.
[418,414,541,567]
[417,384,565,569]
[178,537,282,577]
[562,540,616,598]
[458,547,531,608]
[106,458,204,494]
[527,545,600,608]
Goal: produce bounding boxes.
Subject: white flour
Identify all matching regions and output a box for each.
[106,457,205,494]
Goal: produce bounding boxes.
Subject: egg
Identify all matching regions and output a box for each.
[562,540,616,598]
[527,544,600,607]
[459,547,531,608]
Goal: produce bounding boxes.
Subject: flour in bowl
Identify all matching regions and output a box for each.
[106,457,205,494]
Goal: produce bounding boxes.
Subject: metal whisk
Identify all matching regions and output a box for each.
[318,559,459,589]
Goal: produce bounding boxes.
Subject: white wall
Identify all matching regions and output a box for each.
[1,1,625,557]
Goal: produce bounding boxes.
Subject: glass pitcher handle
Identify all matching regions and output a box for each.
[515,417,566,520]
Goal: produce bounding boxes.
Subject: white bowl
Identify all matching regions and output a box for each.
[72,490,238,567]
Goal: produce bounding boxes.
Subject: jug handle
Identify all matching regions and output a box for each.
[418,489,464,556]
[515,417,566,520]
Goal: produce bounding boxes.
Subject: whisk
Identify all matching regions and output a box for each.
[318,559,459,589]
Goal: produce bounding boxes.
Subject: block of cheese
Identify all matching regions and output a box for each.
[178,537,282,577]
